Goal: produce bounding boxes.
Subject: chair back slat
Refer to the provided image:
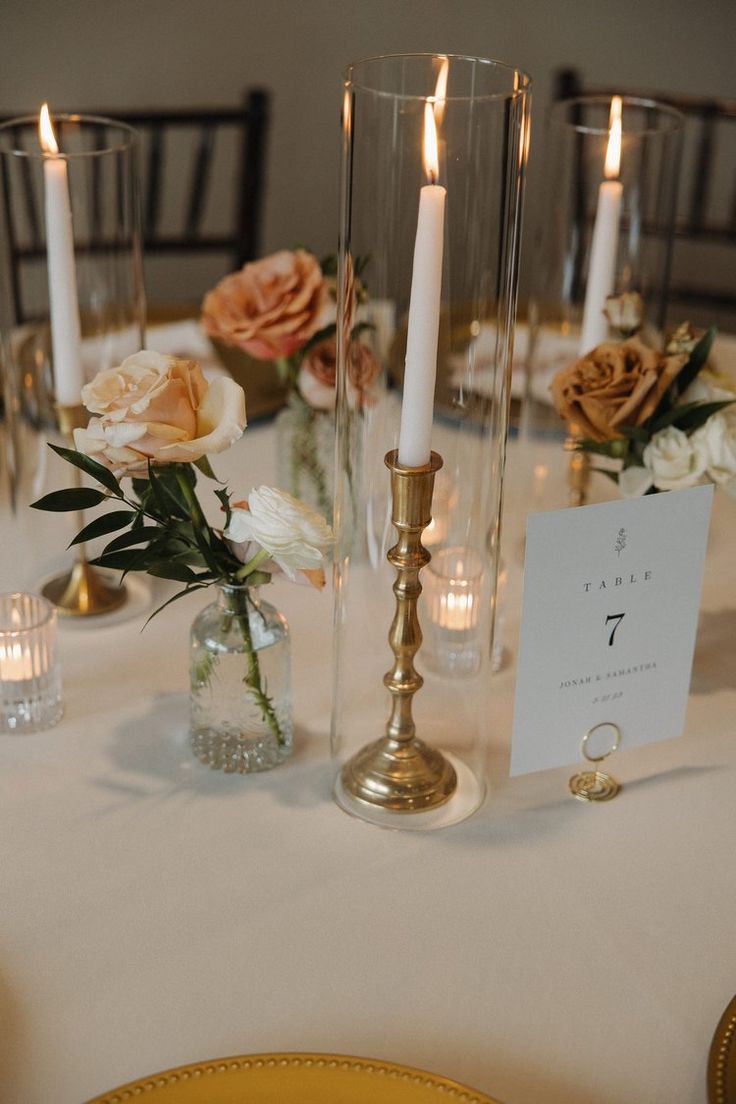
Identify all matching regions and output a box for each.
[237,88,270,266]
[145,126,164,241]
[689,109,715,231]
[185,124,215,237]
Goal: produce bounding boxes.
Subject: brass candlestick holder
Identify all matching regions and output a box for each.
[340,449,457,813]
[41,403,126,617]
[565,428,591,508]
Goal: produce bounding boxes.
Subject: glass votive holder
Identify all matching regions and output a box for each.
[0,593,63,733]
[423,547,486,678]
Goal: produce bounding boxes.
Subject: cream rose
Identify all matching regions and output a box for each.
[642,426,708,491]
[551,338,687,442]
[201,250,327,360]
[692,411,736,492]
[74,351,246,475]
[224,486,333,583]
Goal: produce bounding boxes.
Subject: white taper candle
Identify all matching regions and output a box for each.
[39,105,83,405]
[398,101,446,468]
[579,96,624,355]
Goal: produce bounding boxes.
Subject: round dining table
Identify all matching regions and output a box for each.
[1,419,735,1104]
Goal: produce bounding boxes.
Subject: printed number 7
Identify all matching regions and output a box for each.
[605,613,625,646]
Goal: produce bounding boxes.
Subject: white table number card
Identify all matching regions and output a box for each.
[511,484,714,776]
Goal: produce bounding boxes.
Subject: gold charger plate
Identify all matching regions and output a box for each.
[708,996,736,1104]
[86,1052,503,1104]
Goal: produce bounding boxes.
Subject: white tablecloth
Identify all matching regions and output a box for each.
[1,426,735,1104]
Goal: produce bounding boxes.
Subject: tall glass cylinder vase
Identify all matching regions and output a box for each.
[521,96,683,511]
[0,113,145,511]
[331,54,531,829]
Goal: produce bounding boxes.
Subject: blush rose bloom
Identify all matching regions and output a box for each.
[201,249,327,360]
[550,338,687,442]
[224,486,334,587]
[74,351,246,475]
[297,337,380,411]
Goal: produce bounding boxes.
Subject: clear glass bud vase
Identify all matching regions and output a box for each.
[189,584,293,773]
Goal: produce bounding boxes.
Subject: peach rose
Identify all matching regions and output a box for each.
[550,338,687,442]
[74,350,246,475]
[297,337,380,411]
[201,249,327,360]
[298,337,337,410]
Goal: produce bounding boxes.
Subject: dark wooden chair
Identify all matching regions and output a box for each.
[553,68,736,323]
[1,88,271,323]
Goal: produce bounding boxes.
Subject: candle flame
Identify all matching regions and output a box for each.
[431,55,449,126]
[39,103,59,155]
[604,95,622,179]
[423,101,440,184]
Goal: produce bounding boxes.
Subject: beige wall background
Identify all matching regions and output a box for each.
[2,0,735,304]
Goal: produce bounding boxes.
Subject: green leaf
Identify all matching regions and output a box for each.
[30,487,108,512]
[147,463,187,520]
[101,525,163,555]
[649,401,702,433]
[675,399,735,434]
[214,486,232,528]
[142,583,208,628]
[90,547,153,573]
[319,253,337,277]
[193,455,220,481]
[618,424,650,444]
[672,326,716,399]
[147,561,201,583]
[574,438,629,459]
[48,444,123,497]
[68,510,136,547]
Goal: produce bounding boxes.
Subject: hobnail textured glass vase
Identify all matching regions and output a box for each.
[189,584,292,773]
[275,396,335,522]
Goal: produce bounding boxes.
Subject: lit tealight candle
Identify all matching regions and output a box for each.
[397,72,447,469]
[39,103,83,406]
[579,96,623,354]
[0,639,35,682]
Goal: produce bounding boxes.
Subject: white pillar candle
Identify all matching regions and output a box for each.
[39,104,83,406]
[579,97,623,355]
[398,101,446,469]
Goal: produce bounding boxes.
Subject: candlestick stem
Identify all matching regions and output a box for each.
[565,429,591,508]
[340,449,457,812]
[41,404,127,617]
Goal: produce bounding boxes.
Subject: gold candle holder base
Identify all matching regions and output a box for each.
[569,722,621,802]
[340,449,457,814]
[41,560,126,617]
[44,402,128,618]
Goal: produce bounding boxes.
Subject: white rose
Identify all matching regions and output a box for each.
[618,465,654,497]
[74,351,246,476]
[224,486,333,583]
[642,426,708,491]
[691,411,736,492]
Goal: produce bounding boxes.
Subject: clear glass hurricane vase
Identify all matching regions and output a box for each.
[189,584,293,773]
[331,54,531,829]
